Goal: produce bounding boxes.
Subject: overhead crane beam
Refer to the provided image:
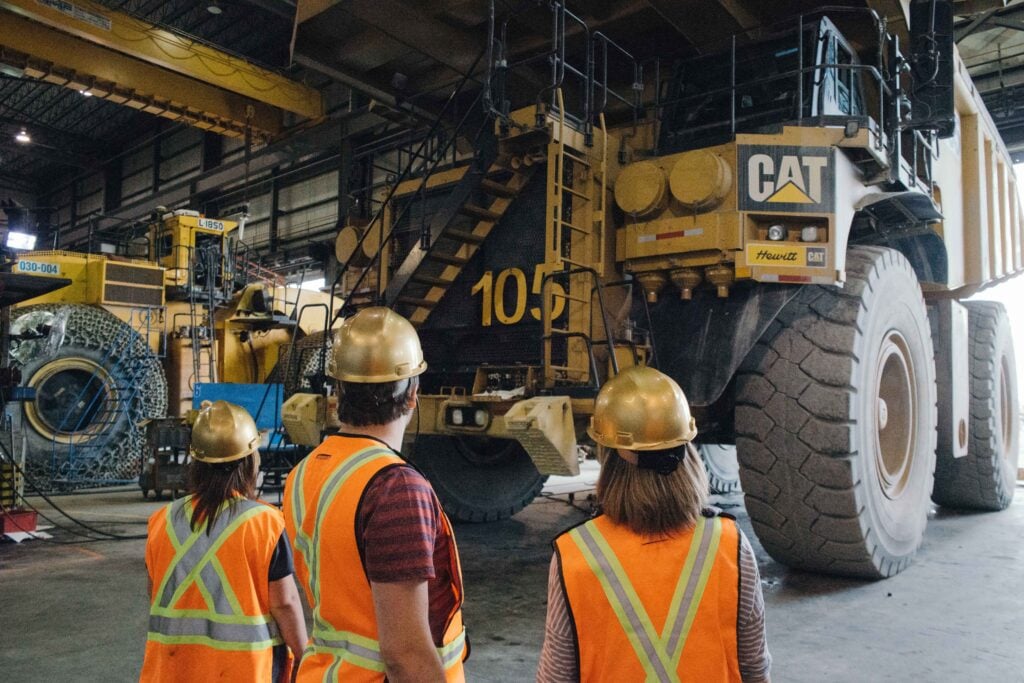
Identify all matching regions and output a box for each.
[0,0,322,139]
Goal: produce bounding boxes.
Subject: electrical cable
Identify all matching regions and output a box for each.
[7,490,113,543]
[0,494,99,544]
[0,440,147,540]
[409,398,421,464]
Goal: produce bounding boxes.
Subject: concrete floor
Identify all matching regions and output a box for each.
[2,480,1023,682]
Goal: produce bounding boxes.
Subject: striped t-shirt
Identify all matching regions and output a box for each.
[356,463,457,646]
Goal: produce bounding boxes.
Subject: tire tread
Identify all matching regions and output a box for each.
[735,247,936,579]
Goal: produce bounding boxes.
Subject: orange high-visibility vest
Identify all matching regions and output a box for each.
[283,436,467,683]
[140,495,285,682]
[554,514,741,682]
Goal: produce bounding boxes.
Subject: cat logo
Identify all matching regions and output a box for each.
[739,146,834,212]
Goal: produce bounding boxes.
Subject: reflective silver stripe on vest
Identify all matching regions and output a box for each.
[149,614,280,644]
[288,456,313,568]
[160,497,258,608]
[311,633,384,665]
[440,628,467,667]
[573,523,675,681]
[664,517,718,659]
[569,517,725,678]
[152,496,278,648]
[309,627,465,671]
[305,448,393,603]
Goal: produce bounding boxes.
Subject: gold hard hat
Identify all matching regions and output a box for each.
[190,400,261,463]
[588,366,698,450]
[329,307,427,383]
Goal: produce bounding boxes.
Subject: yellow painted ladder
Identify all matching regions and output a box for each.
[542,90,610,388]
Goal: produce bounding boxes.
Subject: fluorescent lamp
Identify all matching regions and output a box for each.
[7,231,36,250]
[14,129,30,144]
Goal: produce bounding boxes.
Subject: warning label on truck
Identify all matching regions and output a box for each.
[739,146,834,213]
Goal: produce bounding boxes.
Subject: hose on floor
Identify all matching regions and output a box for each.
[0,440,148,542]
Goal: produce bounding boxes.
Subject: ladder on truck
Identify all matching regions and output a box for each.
[541,90,616,389]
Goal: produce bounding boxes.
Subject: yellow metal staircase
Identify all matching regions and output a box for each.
[384,156,536,326]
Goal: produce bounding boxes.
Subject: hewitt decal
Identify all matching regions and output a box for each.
[746,244,828,268]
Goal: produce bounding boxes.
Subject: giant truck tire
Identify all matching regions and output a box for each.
[408,435,547,522]
[699,444,741,494]
[932,301,1019,511]
[735,247,937,579]
[11,304,167,486]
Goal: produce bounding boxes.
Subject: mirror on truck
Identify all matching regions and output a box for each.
[908,0,956,138]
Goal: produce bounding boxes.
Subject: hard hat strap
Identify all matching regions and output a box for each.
[636,445,686,475]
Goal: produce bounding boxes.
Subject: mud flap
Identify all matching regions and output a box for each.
[504,396,579,476]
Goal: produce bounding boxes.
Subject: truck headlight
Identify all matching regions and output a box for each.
[767,224,786,241]
[801,226,820,242]
[445,405,489,429]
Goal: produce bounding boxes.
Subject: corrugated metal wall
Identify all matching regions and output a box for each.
[37,120,461,278]
[38,126,351,267]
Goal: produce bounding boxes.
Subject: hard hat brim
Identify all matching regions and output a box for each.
[332,359,427,384]
[190,438,261,464]
[587,424,697,451]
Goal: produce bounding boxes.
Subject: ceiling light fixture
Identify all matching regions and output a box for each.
[14,129,30,144]
[206,1,222,15]
[79,89,93,97]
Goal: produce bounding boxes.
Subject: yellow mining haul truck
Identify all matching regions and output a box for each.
[7,211,327,487]
[310,2,1021,579]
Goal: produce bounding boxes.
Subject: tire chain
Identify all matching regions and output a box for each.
[269,331,334,398]
[12,304,167,487]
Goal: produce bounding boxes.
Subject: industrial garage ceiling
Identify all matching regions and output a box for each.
[0,0,298,190]
[3,0,1024,201]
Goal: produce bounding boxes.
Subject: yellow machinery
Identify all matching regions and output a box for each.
[8,210,331,488]
[296,0,1021,578]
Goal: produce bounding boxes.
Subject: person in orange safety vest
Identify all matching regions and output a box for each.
[141,400,307,682]
[283,307,467,682]
[537,366,771,682]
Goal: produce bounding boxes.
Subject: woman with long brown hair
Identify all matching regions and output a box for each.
[538,366,771,682]
[141,401,307,682]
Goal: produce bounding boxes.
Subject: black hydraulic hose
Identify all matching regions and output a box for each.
[0,440,148,541]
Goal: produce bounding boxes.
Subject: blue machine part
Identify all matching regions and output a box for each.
[193,383,284,431]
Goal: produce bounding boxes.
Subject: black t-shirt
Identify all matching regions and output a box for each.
[269,531,295,681]
[269,530,294,581]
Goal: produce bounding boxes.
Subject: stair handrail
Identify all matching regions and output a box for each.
[328,46,490,327]
[541,265,619,388]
